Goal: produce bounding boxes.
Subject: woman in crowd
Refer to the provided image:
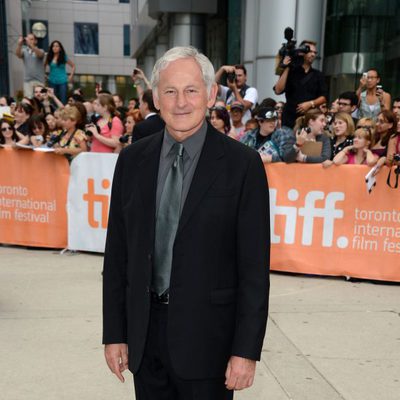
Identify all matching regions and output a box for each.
[45,40,76,104]
[356,117,376,137]
[333,128,378,166]
[86,93,124,153]
[53,106,87,160]
[357,69,391,120]
[275,101,285,128]
[371,110,396,158]
[14,103,33,140]
[115,109,143,153]
[294,109,331,163]
[0,118,18,147]
[385,117,400,166]
[209,106,233,135]
[28,115,49,147]
[330,112,355,157]
[323,112,355,168]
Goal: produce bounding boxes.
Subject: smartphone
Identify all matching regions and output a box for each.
[133,68,139,75]
[362,72,367,79]
[376,84,383,91]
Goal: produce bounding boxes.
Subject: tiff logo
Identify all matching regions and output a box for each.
[270,189,347,248]
[82,178,111,229]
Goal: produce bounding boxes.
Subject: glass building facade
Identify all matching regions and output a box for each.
[324,0,400,101]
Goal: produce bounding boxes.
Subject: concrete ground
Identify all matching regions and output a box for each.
[0,245,399,400]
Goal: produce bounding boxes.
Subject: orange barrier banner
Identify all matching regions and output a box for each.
[0,148,69,248]
[266,163,400,282]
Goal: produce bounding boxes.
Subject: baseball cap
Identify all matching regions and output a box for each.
[230,101,244,111]
[255,107,278,120]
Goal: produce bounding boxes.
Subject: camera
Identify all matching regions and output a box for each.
[46,133,63,148]
[393,154,400,162]
[119,134,131,144]
[40,88,47,94]
[304,127,311,133]
[278,27,310,69]
[227,72,236,84]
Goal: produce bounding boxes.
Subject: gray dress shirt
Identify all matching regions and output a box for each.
[156,121,208,215]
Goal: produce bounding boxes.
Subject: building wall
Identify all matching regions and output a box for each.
[5,0,25,96]
[27,0,133,77]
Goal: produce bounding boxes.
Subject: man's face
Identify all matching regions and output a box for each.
[234,68,246,88]
[304,44,317,65]
[153,57,217,140]
[338,98,355,114]
[258,119,276,136]
[392,101,400,118]
[230,108,243,123]
[26,34,36,47]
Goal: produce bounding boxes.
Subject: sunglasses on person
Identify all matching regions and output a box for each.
[1,126,13,132]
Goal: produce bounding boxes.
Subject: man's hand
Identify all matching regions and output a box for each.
[104,343,129,383]
[18,36,24,46]
[225,356,256,391]
[296,101,313,114]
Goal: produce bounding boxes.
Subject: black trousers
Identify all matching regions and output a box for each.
[134,302,234,400]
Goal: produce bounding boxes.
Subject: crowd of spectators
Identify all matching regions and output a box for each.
[1,33,399,176]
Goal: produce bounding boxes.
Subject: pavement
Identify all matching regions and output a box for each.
[1,245,399,400]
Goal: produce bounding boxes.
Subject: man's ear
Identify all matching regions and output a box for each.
[207,83,218,109]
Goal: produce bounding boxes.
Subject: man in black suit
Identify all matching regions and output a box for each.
[131,89,165,142]
[103,46,270,399]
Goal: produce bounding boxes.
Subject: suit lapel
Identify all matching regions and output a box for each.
[136,133,163,235]
[177,126,225,234]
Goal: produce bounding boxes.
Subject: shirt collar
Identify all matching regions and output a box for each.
[162,120,207,160]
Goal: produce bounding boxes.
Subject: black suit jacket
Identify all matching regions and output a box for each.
[131,113,165,142]
[103,123,270,380]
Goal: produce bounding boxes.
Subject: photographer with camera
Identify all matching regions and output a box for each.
[85,93,124,153]
[215,64,258,124]
[274,34,327,129]
[115,109,143,153]
[15,34,45,97]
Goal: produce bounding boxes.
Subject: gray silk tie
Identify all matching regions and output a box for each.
[153,143,184,295]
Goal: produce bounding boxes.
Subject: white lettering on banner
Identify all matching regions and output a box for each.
[269,189,346,248]
[67,153,118,253]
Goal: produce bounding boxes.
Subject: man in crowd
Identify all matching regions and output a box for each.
[215,64,258,123]
[103,46,270,400]
[392,97,400,119]
[229,101,246,140]
[337,91,359,124]
[274,40,327,129]
[131,89,165,142]
[15,33,45,97]
[241,106,297,163]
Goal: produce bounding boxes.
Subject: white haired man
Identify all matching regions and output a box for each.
[103,46,270,400]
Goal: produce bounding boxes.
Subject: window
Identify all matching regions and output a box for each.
[74,23,99,55]
[123,25,130,57]
[119,0,130,3]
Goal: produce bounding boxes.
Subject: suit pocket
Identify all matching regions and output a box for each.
[210,287,237,304]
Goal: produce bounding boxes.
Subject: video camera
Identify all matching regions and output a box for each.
[278,27,311,70]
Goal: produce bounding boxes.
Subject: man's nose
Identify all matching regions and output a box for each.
[176,91,187,108]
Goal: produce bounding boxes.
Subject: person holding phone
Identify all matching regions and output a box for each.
[15,33,45,97]
[357,69,391,120]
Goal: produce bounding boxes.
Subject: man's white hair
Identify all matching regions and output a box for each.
[150,46,215,97]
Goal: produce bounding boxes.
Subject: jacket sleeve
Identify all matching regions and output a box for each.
[102,152,128,344]
[231,152,270,360]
